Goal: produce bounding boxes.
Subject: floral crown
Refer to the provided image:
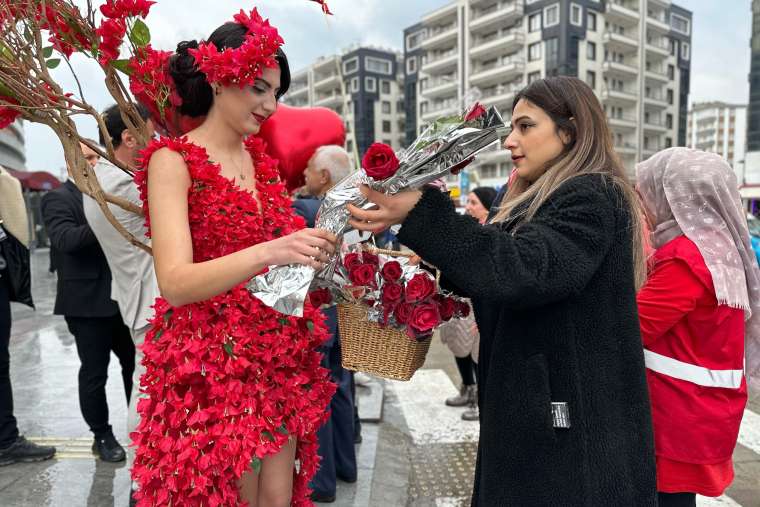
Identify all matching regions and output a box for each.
[188,7,283,88]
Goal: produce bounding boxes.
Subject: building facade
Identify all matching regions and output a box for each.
[283,46,405,161]
[687,102,746,175]
[744,0,760,189]
[0,119,26,171]
[404,0,692,189]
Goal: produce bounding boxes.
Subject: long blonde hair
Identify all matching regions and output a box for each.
[493,76,646,289]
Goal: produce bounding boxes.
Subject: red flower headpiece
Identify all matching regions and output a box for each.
[188,8,283,88]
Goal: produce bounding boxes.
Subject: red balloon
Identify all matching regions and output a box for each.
[256,104,346,191]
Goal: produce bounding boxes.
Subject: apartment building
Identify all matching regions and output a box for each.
[0,120,25,171]
[687,102,747,174]
[404,0,692,189]
[283,46,405,160]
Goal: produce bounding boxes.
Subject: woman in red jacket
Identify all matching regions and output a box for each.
[636,147,760,507]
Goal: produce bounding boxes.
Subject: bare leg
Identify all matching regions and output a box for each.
[238,466,259,507]
[258,438,297,507]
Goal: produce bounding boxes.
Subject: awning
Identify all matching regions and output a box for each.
[5,168,61,191]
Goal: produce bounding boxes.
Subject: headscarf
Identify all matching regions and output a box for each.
[636,147,760,386]
[471,186,497,212]
[0,165,29,247]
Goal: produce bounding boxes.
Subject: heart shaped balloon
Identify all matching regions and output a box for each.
[257,104,346,191]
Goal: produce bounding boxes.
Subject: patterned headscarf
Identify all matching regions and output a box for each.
[636,147,760,386]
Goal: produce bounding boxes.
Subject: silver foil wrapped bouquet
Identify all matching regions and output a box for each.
[248,103,508,316]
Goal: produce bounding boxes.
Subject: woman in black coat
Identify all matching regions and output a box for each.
[349,76,657,506]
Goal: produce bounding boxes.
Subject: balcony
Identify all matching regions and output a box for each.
[606,1,640,24]
[314,92,343,109]
[645,66,670,84]
[288,85,309,98]
[646,37,670,58]
[313,73,341,91]
[644,91,668,108]
[614,141,638,155]
[422,1,458,26]
[602,88,638,104]
[647,12,670,33]
[422,24,458,50]
[480,81,523,108]
[421,49,459,74]
[470,57,524,87]
[470,1,523,33]
[603,31,639,51]
[602,60,639,77]
[470,29,524,60]
[649,0,671,7]
[421,75,458,99]
[421,100,460,121]
[608,114,638,130]
[644,118,668,133]
[313,55,340,73]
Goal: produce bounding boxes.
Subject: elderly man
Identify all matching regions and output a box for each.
[81,104,157,507]
[293,145,358,503]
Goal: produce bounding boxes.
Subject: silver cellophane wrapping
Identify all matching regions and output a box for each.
[247,106,508,316]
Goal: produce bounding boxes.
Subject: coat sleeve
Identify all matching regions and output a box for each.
[636,257,705,347]
[41,191,99,254]
[397,175,618,308]
[291,199,315,228]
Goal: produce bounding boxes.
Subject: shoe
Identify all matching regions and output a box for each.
[445,384,475,407]
[354,372,372,386]
[311,491,336,503]
[337,472,357,484]
[461,406,479,421]
[0,436,56,466]
[92,432,126,462]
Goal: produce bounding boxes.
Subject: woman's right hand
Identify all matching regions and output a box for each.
[260,228,338,269]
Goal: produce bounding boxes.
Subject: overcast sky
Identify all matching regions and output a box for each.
[22,0,753,176]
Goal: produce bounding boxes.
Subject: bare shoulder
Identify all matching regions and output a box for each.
[147,146,190,188]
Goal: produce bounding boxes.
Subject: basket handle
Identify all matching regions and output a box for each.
[366,246,415,258]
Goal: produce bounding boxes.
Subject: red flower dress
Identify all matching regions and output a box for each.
[130,136,335,506]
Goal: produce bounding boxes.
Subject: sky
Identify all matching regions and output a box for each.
[19,0,754,176]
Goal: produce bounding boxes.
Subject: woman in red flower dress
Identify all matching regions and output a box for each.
[129,10,337,507]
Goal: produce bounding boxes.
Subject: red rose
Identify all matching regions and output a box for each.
[408,302,441,336]
[361,143,399,180]
[435,295,457,321]
[394,302,414,324]
[464,102,487,122]
[405,273,436,303]
[349,264,377,287]
[362,252,380,266]
[343,252,362,269]
[381,261,403,282]
[457,301,471,318]
[381,282,403,306]
[308,288,332,308]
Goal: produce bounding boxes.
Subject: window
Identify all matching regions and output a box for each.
[665,137,673,148]
[366,56,392,75]
[420,102,428,114]
[570,4,582,26]
[382,139,392,145]
[671,13,690,35]
[668,64,675,79]
[365,77,376,92]
[587,12,597,31]
[587,41,596,61]
[346,140,353,153]
[343,57,358,74]
[528,71,541,83]
[382,101,391,114]
[586,70,596,89]
[666,113,673,129]
[528,42,541,61]
[667,89,674,105]
[529,13,541,32]
[406,30,424,51]
[381,80,391,94]
[680,42,690,60]
[382,120,392,133]
[544,3,560,28]
[406,57,417,74]
[670,39,676,56]
[350,77,359,93]
[526,0,540,3]
[545,38,559,66]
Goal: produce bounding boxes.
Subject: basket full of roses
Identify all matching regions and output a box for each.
[332,247,470,381]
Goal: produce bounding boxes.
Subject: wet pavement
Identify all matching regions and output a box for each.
[1,249,759,506]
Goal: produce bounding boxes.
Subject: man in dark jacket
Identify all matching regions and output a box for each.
[295,145,358,503]
[41,165,135,463]
[0,166,56,466]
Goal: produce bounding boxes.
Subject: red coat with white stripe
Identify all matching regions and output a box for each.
[637,236,747,467]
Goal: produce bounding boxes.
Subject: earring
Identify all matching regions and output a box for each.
[214,88,221,96]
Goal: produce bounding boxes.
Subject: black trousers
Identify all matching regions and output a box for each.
[455,355,477,386]
[0,274,19,448]
[658,492,697,507]
[65,314,135,438]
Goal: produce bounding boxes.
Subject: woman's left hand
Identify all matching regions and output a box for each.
[348,185,422,234]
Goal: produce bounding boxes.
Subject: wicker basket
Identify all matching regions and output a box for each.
[338,303,432,381]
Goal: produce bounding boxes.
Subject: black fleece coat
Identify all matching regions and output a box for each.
[397,174,657,506]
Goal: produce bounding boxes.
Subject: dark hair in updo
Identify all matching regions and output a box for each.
[169,22,291,117]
